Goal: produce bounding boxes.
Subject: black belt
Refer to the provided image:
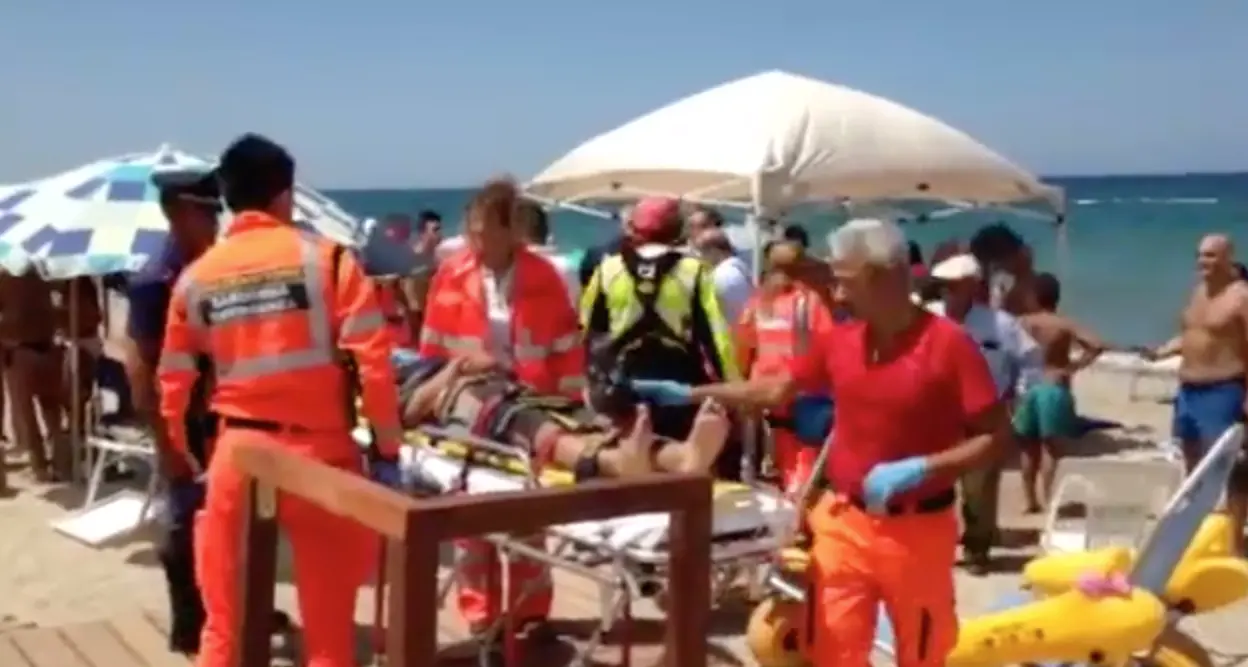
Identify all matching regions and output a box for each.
[765,414,795,430]
[845,488,956,516]
[221,417,310,434]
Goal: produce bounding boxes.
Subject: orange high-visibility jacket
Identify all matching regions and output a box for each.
[374,280,413,348]
[419,246,585,397]
[157,212,403,461]
[737,284,829,408]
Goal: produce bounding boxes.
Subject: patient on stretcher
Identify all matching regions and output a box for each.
[392,350,729,479]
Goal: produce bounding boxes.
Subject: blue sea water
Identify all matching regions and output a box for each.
[327,173,1248,347]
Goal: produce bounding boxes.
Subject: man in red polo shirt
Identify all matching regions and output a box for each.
[631,218,1008,667]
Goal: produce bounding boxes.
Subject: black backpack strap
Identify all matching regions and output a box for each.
[609,247,688,356]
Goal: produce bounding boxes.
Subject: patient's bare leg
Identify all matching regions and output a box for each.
[547,407,654,478]
[653,400,730,474]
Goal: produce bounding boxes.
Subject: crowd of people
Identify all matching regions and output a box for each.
[3,130,1245,667]
[0,272,103,493]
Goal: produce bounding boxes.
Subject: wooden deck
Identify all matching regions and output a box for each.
[0,567,753,666]
[0,610,190,667]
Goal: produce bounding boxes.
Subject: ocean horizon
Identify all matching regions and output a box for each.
[325,172,1248,348]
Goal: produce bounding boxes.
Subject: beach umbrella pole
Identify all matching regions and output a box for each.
[67,279,84,483]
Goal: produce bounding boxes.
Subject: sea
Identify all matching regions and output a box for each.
[326,173,1248,348]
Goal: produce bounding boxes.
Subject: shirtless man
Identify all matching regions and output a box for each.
[1142,234,1248,553]
[54,277,103,447]
[1015,273,1106,512]
[0,271,69,481]
[392,351,730,478]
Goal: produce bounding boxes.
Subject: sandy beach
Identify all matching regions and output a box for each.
[1,349,1247,664]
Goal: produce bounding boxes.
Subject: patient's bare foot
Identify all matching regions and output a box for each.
[616,404,656,477]
[679,400,729,474]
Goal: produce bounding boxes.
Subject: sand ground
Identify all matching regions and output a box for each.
[1,359,1247,664]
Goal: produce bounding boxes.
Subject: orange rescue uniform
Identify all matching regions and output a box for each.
[419,246,585,630]
[158,211,403,667]
[375,280,413,347]
[805,312,998,667]
[736,285,831,494]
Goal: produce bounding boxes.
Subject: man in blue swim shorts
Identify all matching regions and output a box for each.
[1143,234,1248,553]
[1015,273,1107,513]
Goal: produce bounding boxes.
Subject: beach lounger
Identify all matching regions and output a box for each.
[355,424,793,663]
[53,360,162,546]
[1093,351,1180,401]
[1040,456,1184,553]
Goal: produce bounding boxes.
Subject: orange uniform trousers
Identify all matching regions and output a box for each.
[454,534,553,629]
[808,493,959,667]
[194,427,377,667]
[772,428,820,495]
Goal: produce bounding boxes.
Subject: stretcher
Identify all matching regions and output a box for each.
[355,423,796,666]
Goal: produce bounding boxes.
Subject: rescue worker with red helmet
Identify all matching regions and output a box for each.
[418,178,585,638]
[580,196,742,474]
[158,134,403,667]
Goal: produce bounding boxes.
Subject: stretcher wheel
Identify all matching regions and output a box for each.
[1137,628,1213,667]
[746,597,810,667]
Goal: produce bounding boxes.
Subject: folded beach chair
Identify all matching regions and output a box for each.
[1040,455,1184,553]
[53,357,161,546]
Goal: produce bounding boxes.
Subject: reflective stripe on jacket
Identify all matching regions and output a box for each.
[419,247,585,397]
[375,281,413,347]
[737,285,828,414]
[157,211,403,460]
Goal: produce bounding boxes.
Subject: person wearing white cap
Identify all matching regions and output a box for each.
[928,251,1042,575]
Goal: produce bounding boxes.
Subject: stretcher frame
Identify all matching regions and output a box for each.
[367,423,796,667]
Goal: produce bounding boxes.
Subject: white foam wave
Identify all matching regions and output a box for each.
[1073,197,1219,206]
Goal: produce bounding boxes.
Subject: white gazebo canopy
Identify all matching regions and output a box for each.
[527,70,1062,215]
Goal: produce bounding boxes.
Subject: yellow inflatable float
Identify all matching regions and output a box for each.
[746,514,1245,667]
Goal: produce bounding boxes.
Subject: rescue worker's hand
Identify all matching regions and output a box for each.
[790,394,834,446]
[862,457,929,513]
[370,458,404,488]
[630,379,693,406]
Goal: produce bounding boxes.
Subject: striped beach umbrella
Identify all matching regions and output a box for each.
[0,145,364,279]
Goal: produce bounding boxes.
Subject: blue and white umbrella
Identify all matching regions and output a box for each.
[0,145,364,279]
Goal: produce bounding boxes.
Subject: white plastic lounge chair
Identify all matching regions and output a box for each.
[52,376,162,546]
[1040,455,1184,553]
[1092,352,1180,402]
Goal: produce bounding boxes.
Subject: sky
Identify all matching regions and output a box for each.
[1,1,1244,189]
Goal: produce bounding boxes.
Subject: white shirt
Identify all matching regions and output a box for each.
[481,267,514,366]
[710,255,753,324]
[927,301,1042,397]
[437,236,578,308]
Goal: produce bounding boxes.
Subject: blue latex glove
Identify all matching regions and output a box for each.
[370,459,404,488]
[630,379,694,406]
[861,457,929,513]
[790,394,834,446]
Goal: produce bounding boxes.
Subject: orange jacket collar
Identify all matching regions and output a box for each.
[225,211,288,238]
